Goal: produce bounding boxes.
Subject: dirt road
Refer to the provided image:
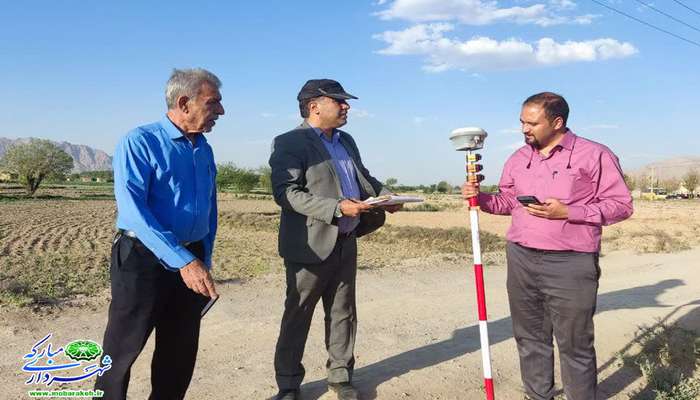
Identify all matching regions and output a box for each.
[2,247,699,399]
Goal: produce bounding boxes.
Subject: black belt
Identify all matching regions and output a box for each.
[515,243,576,254]
[117,229,195,247]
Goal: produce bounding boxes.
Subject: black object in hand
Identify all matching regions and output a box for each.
[517,195,543,206]
[201,295,219,318]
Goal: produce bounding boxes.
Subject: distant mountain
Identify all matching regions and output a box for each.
[0,137,112,173]
[628,156,700,182]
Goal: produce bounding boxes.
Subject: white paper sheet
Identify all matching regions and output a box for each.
[363,195,424,206]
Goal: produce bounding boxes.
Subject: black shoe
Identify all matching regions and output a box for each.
[273,389,301,400]
[328,382,359,400]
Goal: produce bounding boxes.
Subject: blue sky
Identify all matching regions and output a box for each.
[1,0,698,185]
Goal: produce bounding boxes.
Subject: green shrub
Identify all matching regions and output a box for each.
[403,203,443,212]
[216,163,259,193]
[618,321,700,399]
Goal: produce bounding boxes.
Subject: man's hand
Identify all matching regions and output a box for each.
[525,198,568,219]
[382,204,403,213]
[339,199,373,217]
[180,259,218,298]
[461,182,480,200]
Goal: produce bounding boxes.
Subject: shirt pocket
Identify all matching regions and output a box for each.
[512,170,537,197]
[548,169,591,203]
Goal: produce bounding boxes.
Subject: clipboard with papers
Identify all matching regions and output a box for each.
[363,195,424,206]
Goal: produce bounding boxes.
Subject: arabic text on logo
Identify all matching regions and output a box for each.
[23,333,112,387]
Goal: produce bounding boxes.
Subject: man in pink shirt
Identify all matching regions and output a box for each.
[462,92,633,400]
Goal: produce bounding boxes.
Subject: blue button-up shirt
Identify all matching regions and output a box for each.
[113,116,217,270]
[310,125,361,233]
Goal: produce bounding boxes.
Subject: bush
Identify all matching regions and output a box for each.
[216,163,259,193]
[368,224,505,254]
[403,203,443,212]
[257,166,272,194]
[617,321,700,400]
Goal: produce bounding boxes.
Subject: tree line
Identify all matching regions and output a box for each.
[19,139,685,198]
[0,139,276,196]
[623,172,699,196]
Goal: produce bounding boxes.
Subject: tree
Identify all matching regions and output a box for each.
[659,178,679,193]
[216,163,259,193]
[623,174,636,191]
[436,180,450,193]
[257,165,272,194]
[385,177,398,189]
[0,139,73,196]
[684,169,699,196]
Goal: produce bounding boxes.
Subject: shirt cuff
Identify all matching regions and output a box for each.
[567,205,586,223]
[477,192,493,209]
[160,245,196,270]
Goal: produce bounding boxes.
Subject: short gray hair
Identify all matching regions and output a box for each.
[165,68,222,109]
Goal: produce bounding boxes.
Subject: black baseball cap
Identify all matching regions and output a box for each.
[297,79,358,101]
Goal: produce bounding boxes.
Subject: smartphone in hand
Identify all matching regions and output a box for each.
[517,195,543,206]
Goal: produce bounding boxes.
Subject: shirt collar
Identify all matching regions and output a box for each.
[161,116,186,140]
[160,116,207,145]
[307,121,339,143]
[530,129,576,153]
[558,129,576,151]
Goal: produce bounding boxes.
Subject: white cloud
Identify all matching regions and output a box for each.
[413,116,426,124]
[375,0,595,27]
[373,24,637,72]
[573,14,597,24]
[499,127,521,134]
[260,112,276,118]
[549,0,576,10]
[349,108,375,118]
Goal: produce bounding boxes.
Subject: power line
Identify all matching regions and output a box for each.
[588,0,700,48]
[634,0,700,33]
[671,0,700,17]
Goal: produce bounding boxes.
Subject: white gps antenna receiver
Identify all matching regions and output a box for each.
[449,127,487,151]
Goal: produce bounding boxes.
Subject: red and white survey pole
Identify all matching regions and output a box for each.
[449,127,494,400]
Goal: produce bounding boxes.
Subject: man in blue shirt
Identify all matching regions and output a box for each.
[95,68,224,400]
[270,79,401,400]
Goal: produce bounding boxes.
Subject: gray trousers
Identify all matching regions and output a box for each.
[274,233,358,390]
[506,242,600,400]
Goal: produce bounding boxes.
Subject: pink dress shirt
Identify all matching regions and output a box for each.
[478,130,633,252]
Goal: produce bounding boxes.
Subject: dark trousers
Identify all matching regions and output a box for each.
[506,242,600,400]
[274,233,358,390]
[94,234,208,400]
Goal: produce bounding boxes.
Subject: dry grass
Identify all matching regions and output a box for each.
[1,187,699,307]
[388,195,700,254]
[615,320,700,399]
